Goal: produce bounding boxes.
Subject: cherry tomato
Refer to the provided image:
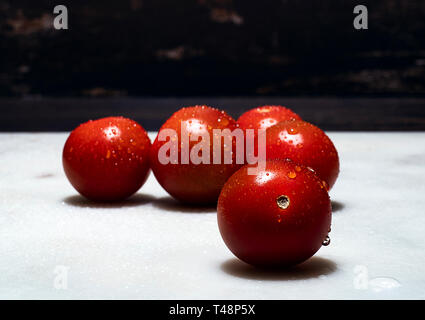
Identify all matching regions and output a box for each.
[265,120,339,190]
[217,159,331,267]
[63,117,151,201]
[150,105,241,204]
[237,105,301,131]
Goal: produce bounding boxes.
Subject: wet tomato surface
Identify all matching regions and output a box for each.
[63,116,151,202]
[217,160,332,267]
[265,120,340,190]
[237,105,301,131]
[150,105,242,204]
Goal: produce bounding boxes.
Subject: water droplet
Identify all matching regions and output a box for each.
[287,171,297,179]
[106,150,111,159]
[322,180,329,191]
[276,195,290,209]
[369,277,401,292]
[322,236,331,246]
[288,127,298,135]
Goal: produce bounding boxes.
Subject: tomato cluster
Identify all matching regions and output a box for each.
[63,104,339,268]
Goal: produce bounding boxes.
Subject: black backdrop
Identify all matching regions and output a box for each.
[0,0,424,130]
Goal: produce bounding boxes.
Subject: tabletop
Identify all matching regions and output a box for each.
[0,132,424,299]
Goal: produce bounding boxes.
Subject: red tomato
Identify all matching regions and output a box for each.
[150,106,241,204]
[217,160,331,267]
[63,117,151,201]
[237,105,301,131]
[265,120,339,190]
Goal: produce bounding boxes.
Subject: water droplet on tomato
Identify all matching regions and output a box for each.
[322,236,331,246]
[288,127,298,135]
[276,195,290,209]
[287,171,296,179]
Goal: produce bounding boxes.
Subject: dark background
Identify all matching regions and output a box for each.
[0,0,425,131]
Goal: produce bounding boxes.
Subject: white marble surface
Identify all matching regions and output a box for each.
[0,132,425,300]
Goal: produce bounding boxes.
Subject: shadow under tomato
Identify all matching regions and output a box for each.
[220,256,337,281]
[62,193,155,209]
[152,196,217,214]
[331,200,345,212]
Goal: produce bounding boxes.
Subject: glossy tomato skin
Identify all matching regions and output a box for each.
[63,117,151,202]
[237,105,301,131]
[265,120,339,190]
[150,105,241,204]
[217,160,331,267]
